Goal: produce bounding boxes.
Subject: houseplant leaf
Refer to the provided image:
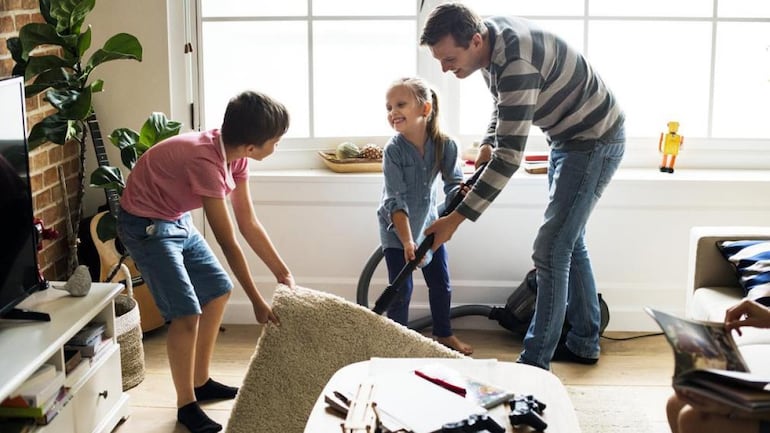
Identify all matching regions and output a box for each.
[45,87,92,120]
[25,67,69,97]
[85,33,142,72]
[23,55,71,81]
[19,22,67,59]
[27,113,77,148]
[138,112,182,152]
[49,0,95,35]
[89,165,125,194]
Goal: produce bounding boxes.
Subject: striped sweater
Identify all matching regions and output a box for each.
[457,16,624,221]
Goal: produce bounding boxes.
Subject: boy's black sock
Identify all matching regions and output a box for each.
[177,402,222,433]
[194,378,239,402]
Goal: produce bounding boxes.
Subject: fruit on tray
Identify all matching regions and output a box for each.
[335,141,361,159]
[360,143,383,160]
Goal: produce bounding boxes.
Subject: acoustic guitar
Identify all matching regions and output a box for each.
[86,114,165,333]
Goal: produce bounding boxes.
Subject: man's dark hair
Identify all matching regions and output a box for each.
[221,90,290,147]
[420,2,484,48]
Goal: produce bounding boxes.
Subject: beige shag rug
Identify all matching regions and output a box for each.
[225,285,463,433]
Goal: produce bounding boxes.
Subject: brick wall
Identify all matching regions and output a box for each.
[1,0,81,281]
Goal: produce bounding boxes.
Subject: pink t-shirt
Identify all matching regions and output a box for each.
[120,129,249,221]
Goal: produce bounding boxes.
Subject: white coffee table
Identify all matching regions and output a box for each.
[304,357,581,433]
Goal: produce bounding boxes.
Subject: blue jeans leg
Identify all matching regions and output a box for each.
[384,248,414,325]
[519,137,624,370]
[422,245,452,337]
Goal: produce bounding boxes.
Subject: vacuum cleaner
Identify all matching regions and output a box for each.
[357,163,610,339]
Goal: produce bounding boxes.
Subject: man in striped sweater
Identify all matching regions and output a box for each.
[421,2,625,370]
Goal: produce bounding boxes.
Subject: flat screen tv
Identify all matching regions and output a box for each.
[0,76,48,320]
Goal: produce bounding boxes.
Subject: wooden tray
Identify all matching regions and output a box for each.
[318,151,382,173]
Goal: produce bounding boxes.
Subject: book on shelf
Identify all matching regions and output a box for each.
[33,388,72,426]
[1,369,64,409]
[67,321,106,346]
[646,307,770,413]
[64,349,82,374]
[0,384,67,420]
[63,358,90,389]
[65,333,111,358]
[414,362,515,409]
[1,364,56,408]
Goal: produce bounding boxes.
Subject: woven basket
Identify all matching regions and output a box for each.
[110,263,146,391]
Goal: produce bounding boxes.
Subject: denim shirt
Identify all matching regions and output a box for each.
[377,133,463,252]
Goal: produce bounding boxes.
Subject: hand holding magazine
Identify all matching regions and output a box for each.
[646,307,770,414]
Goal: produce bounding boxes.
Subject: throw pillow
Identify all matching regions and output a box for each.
[716,240,770,296]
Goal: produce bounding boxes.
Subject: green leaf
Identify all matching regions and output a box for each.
[7,38,27,77]
[109,127,139,149]
[27,113,76,146]
[19,23,68,60]
[90,79,104,93]
[24,55,71,81]
[45,87,92,120]
[38,0,56,27]
[85,33,142,72]
[77,25,91,57]
[138,112,182,149]
[89,165,125,195]
[120,146,139,170]
[94,211,117,242]
[50,0,95,35]
[25,68,68,97]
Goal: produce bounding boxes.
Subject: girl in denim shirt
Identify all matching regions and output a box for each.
[377,77,473,355]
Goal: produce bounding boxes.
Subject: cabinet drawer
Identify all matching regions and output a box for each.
[72,345,123,433]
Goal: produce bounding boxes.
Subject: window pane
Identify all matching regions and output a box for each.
[313,0,414,16]
[201,22,310,137]
[313,21,416,137]
[458,20,585,137]
[462,0,584,16]
[712,22,770,138]
[588,21,712,137]
[590,0,713,17]
[719,0,770,18]
[201,0,306,17]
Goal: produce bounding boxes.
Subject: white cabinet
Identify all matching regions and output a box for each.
[0,283,130,433]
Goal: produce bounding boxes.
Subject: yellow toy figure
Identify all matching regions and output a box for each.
[659,121,683,173]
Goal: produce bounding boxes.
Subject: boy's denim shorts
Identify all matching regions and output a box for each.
[117,209,233,321]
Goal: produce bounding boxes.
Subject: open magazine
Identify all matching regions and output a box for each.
[646,307,770,412]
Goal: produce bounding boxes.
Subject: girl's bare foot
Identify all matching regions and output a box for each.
[437,335,474,355]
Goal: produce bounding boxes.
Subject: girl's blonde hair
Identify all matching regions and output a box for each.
[390,77,449,178]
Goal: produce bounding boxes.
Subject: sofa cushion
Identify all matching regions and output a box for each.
[717,240,770,296]
[690,286,744,322]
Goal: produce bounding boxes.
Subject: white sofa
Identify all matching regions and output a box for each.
[686,226,770,375]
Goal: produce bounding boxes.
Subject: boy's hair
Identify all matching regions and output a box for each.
[420,2,484,48]
[221,90,290,147]
[390,77,449,179]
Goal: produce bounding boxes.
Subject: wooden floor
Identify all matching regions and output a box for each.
[113,325,675,433]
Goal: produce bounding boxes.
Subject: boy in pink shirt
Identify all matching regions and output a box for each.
[118,91,294,433]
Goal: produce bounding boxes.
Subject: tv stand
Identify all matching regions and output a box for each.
[0,283,130,432]
[2,307,51,321]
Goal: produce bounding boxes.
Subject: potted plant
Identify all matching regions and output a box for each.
[6,0,142,275]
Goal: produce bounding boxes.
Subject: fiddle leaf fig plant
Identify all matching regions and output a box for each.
[89,112,182,241]
[6,0,142,275]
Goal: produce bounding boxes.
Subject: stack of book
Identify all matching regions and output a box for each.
[0,363,70,426]
[64,322,111,362]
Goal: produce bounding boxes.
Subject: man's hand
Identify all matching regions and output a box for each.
[425,211,466,251]
[278,273,296,290]
[475,143,493,168]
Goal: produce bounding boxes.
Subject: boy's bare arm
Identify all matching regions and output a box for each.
[229,180,294,288]
[202,195,277,324]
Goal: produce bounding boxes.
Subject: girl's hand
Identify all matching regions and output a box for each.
[475,143,493,168]
[253,299,279,326]
[403,241,417,263]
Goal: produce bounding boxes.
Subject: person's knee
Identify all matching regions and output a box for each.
[678,405,707,433]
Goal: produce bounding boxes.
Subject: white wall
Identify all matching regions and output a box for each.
[209,168,770,332]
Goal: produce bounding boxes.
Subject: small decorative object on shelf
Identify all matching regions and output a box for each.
[659,121,683,174]
[318,142,384,173]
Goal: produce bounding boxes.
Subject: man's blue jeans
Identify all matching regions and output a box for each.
[518,126,625,370]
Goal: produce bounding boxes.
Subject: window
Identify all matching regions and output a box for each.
[195,0,770,168]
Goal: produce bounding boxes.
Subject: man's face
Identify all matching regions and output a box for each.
[428,34,483,79]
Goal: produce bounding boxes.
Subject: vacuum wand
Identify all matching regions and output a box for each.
[372,162,489,315]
